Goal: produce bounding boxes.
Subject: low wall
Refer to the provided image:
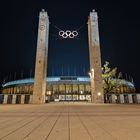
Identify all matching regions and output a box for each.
[0,94,33,104]
[104,93,140,104]
[0,93,140,104]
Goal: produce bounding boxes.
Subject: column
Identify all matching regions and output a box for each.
[21,95,25,104]
[65,84,66,100]
[136,94,140,103]
[112,94,116,103]
[78,84,80,100]
[33,9,49,104]
[12,95,16,104]
[29,95,33,104]
[120,94,124,103]
[84,84,86,100]
[88,9,104,103]
[3,95,8,104]
[128,94,133,103]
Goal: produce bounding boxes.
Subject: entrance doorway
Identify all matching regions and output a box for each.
[132,95,137,103]
[124,95,129,103]
[7,95,13,104]
[16,95,21,104]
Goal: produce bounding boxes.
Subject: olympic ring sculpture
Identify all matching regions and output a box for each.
[59,30,78,38]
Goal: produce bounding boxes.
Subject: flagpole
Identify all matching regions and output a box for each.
[9,73,11,81]
[67,65,68,76]
[30,69,32,79]
[125,73,128,80]
[14,72,16,80]
[21,71,23,79]
[61,64,63,76]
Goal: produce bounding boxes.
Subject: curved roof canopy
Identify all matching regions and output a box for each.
[2,76,134,88]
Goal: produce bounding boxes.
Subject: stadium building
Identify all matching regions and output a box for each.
[1,76,137,104]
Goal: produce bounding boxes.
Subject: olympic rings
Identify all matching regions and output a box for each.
[59,30,78,38]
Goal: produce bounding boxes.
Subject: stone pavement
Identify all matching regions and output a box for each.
[0,103,140,140]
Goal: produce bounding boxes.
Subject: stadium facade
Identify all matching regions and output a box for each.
[1,76,138,104]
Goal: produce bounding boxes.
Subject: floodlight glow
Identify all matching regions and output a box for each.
[89,72,91,76]
[97,92,101,96]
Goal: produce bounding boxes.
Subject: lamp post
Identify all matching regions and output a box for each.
[46,91,51,103]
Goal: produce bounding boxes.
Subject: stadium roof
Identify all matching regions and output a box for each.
[2,76,134,88]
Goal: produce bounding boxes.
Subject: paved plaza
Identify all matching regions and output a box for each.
[0,103,140,140]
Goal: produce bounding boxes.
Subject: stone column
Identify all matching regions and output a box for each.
[128,94,133,103]
[84,84,86,100]
[3,95,8,104]
[71,84,73,101]
[19,86,21,93]
[65,84,66,100]
[29,95,33,104]
[17,87,19,94]
[21,95,25,104]
[88,9,104,103]
[78,84,80,100]
[120,94,124,103]
[112,94,116,103]
[33,9,49,104]
[136,94,140,103]
[12,95,16,104]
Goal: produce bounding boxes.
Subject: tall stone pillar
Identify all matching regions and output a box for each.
[88,10,104,103]
[33,9,49,104]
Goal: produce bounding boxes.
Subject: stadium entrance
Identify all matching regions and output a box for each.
[46,76,91,102]
[33,9,104,104]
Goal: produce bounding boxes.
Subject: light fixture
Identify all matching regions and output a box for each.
[47,91,51,95]
[88,72,91,76]
[97,92,101,96]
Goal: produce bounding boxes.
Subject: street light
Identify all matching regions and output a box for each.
[46,91,52,103]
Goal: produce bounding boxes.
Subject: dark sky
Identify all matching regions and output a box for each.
[0,0,140,91]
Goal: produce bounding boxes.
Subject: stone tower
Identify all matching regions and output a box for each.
[88,10,104,103]
[33,9,49,104]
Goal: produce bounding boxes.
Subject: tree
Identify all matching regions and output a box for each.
[102,61,122,94]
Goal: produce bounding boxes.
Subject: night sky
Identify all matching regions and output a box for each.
[0,0,140,91]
